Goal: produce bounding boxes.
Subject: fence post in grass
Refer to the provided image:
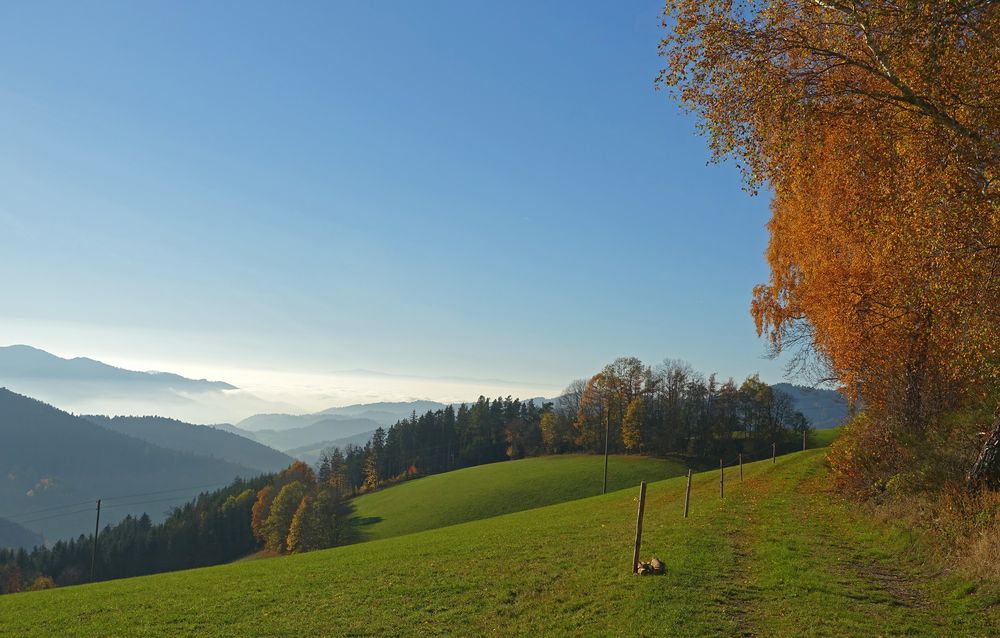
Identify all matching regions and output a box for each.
[720,458,724,499]
[632,481,647,574]
[803,429,807,451]
[772,442,776,464]
[739,453,743,482]
[683,469,692,518]
[602,410,610,495]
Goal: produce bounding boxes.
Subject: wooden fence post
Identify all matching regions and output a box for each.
[683,469,692,518]
[803,429,807,451]
[720,458,724,499]
[772,442,776,464]
[739,453,743,482]
[632,481,647,574]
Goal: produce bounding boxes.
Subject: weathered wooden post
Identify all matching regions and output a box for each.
[803,429,807,451]
[683,469,692,518]
[632,481,647,574]
[739,453,743,482]
[720,458,724,499]
[772,442,776,464]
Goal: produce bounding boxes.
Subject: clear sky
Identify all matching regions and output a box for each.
[0,1,787,409]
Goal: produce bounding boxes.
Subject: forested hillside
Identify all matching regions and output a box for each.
[83,415,292,472]
[0,475,270,592]
[0,389,260,541]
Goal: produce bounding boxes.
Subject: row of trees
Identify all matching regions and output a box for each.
[0,475,270,595]
[318,358,810,492]
[658,0,999,492]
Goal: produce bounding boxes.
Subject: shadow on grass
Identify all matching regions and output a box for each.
[336,500,382,545]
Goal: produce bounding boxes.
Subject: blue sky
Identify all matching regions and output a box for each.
[0,1,786,407]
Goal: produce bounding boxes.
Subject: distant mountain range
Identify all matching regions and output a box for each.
[0,388,264,544]
[284,430,379,465]
[246,417,384,452]
[0,345,293,424]
[773,383,849,429]
[236,400,448,432]
[231,401,449,455]
[0,344,234,391]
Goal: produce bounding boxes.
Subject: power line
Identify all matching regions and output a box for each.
[4,498,102,519]
[2,480,236,524]
[100,480,234,503]
[13,507,98,526]
[101,494,205,511]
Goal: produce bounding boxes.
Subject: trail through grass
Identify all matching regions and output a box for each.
[2,450,997,637]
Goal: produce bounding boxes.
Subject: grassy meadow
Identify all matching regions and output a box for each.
[342,454,685,542]
[2,444,997,637]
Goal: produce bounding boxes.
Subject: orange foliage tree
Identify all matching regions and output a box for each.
[658,0,1000,487]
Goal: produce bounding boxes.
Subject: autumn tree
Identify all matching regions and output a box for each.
[250,484,274,544]
[539,407,573,454]
[263,481,308,553]
[658,0,1000,488]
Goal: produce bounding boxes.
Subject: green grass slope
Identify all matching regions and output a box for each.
[342,454,685,543]
[3,450,998,637]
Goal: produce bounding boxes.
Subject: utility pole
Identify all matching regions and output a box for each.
[602,408,610,494]
[91,499,101,582]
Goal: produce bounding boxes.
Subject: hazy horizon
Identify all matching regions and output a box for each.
[0,340,789,424]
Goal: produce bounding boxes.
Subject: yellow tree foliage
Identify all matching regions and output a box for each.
[576,358,655,453]
[250,484,274,544]
[659,1,1000,479]
[263,481,308,553]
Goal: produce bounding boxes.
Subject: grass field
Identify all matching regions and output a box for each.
[812,426,843,447]
[3,446,998,637]
[342,454,686,542]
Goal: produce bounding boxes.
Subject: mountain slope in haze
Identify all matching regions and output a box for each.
[83,415,293,473]
[237,400,448,433]
[284,430,377,464]
[0,517,42,550]
[0,389,261,542]
[250,417,381,452]
[773,383,850,429]
[0,345,234,391]
[0,345,292,424]
[317,400,448,423]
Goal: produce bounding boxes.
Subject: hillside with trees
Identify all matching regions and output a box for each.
[0,389,261,542]
[0,475,269,593]
[83,415,293,473]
